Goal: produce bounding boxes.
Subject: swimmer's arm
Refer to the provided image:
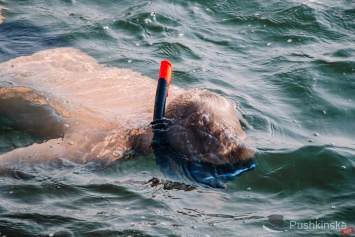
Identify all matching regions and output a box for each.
[128,127,154,155]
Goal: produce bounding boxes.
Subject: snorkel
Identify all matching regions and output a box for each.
[153,60,172,121]
[151,60,257,188]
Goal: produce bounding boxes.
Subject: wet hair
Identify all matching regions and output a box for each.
[165,89,245,140]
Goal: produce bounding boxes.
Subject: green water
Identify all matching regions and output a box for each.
[0,116,44,154]
[0,0,354,236]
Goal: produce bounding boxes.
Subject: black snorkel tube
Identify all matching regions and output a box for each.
[153,60,172,121]
[151,60,175,179]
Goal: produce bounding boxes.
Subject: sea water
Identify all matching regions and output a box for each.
[0,0,354,236]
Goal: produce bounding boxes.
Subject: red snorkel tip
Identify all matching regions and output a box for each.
[159,60,172,96]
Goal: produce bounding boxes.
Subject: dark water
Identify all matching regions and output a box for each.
[0,0,355,236]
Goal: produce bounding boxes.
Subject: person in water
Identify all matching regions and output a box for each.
[0,48,256,187]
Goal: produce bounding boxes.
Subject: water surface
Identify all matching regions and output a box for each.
[0,0,354,236]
